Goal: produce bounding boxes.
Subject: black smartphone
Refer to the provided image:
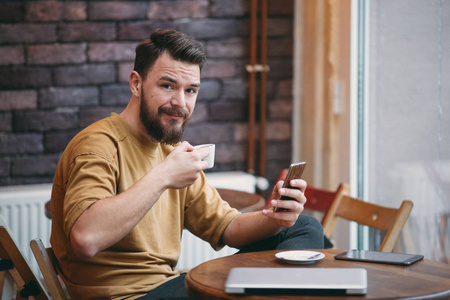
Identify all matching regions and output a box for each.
[273,162,306,212]
[335,250,424,266]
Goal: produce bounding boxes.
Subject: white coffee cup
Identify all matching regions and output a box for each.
[193,144,215,169]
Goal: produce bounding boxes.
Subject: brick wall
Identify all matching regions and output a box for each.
[0,0,294,188]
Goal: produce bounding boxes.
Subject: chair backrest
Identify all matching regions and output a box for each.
[30,239,69,300]
[322,195,414,252]
[0,226,49,299]
[304,183,351,224]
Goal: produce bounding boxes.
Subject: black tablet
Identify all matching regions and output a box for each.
[335,250,424,266]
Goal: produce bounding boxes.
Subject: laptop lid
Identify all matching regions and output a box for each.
[225,267,367,295]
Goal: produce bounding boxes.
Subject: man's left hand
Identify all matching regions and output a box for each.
[262,179,307,228]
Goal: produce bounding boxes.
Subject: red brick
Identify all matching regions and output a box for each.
[267,59,292,79]
[22,2,84,22]
[211,0,249,17]
[267,158,291,184]
[209,102,246,121]
[59,22,116,42]
[0,133,44,155]
[12,155,60,176]
[183,123,234,145]
[0,90,37,111]
[148,1,208,19]
[28,44,86,65]
[178,19,242,39]
[202,60,238,79]
[268,18,293,37]
[80,107,125,128]
[0,3,25,22]
[118,62,134,82]
[266,80,278,99]
[1,177,54,186]
[269,0,294,16]
[26,1,63,22]
[0,112,12,132]
[189,103,208,123]
[14,110,79,132]
[45,130,78,153]
[0,158,10,177]
[118,20,174,40]
[62,2,87,21]
[0,46,24,65]
[101,84,131,105]
[268,38,293,57]
[0,67,52,89]
[197,80,221,101]
[233,123,257,142]
[206,38,247,58]
[39,87,98,108]
[267,121,291,141]
[0,24,56,43]
[54,63,115,86]
[88,42,136,62]
[277,79,293,98]
[267,142,291,160]
[89,1,147,20]
[269,100,292,119]
[222,79,246,99]
[215,143,246,164]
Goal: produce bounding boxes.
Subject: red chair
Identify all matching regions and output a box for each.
[304,183,351,225]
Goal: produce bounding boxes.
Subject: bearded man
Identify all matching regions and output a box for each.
[50,28,324,300]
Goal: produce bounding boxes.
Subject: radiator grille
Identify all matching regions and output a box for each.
[0,183,52,275]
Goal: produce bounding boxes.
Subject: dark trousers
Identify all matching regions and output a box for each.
[137,215,324,300]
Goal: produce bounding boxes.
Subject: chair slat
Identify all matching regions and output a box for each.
[0,226,50,299]
[323,194,413,252]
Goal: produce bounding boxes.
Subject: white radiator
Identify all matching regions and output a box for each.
[0,183,52,276]
[0,171,261,273]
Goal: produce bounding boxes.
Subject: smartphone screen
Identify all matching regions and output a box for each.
[335,250,424,265]
[273,162,306,212]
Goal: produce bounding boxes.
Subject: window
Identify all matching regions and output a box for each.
[356,0,449,261]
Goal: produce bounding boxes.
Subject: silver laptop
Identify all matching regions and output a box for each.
[225,267,367,295]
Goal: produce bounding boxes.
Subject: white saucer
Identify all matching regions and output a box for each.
[275,250,325,264]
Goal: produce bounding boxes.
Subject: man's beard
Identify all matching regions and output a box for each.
[139,90,191,145]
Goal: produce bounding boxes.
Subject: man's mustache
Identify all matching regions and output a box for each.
[158,107,190,119]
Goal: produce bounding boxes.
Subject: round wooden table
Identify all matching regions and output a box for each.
[186,249,450,299]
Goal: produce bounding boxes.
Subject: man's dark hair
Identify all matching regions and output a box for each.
[133,28,206,79]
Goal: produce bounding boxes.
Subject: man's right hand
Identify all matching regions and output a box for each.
[158,141,210,190]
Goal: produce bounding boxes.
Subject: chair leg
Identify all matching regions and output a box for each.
[16,289,28,300]
[0,271,4,298]
[0,271,15,300]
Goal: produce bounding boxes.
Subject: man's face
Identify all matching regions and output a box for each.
[138,52,200,145]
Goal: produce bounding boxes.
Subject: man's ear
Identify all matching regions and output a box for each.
[129,71,141,97]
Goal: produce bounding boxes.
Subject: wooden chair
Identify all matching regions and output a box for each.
[302,183,351,248]
[0,226,49,299]
[304,183,351,224]
[30,239,69,300]
[322,195,414,252]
